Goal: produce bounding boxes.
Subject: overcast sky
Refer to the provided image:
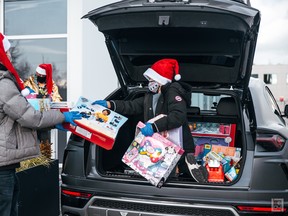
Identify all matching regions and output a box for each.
[251,0,288,65]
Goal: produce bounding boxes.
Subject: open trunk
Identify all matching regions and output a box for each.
[95,88,244,185]
[81,0,258,187]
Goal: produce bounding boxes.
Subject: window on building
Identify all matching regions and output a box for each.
[251,74,259,78]
[4,0,67,100]
[2,0,67,162]
[264,74,277,85]
[4,0,67,35]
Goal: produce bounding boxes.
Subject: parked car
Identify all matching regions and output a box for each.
[61,0,288,215]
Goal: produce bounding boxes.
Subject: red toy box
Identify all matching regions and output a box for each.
[63,96,128,150]
[206,161,225,182]
[189,122,236,162]
[190,122,236,147]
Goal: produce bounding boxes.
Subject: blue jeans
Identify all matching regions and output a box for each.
[0,169,19,216]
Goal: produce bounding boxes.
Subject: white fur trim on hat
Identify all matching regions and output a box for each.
[36,66,46,75]
[3,35,11,52]
[143,68,171,85]
[21,88,30,97]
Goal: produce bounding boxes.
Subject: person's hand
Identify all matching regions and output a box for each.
[91,100,108,108]
[140,123,154,136]
[25,86,35,94]
[63,111,82,126]
[55,123,68,131]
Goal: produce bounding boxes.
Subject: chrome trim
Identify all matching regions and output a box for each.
[86,195,240,216]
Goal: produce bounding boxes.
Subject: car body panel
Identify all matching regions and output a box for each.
[83,0,260,91]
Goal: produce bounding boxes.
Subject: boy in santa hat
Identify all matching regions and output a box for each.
[0,33,81,216]
[24,63,62,102]
[92,58,208,183]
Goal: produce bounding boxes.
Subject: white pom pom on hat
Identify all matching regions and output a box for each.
[174,73,181,81]
[143,58,181,85]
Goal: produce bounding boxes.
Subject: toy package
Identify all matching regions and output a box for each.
[202,144,242,182]
[26,94,51,111]
[189,122,236,162]
[190,122,236,146]
[63,96,128,150]
[122,121,184,188]
[50,101,72,112]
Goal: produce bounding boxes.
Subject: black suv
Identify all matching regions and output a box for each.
[61,0,288,215]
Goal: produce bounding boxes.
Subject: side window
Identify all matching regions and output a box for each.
[265,86,285,124]
[264,74,277,85]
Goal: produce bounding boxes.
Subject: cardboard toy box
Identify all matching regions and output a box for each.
[63,96,128,150]
[50,101,72,112]
[26,94,51,111]
[203,144,241,158]
[122,122,184,188]
[189,122,236,161]
[190,122,236,147]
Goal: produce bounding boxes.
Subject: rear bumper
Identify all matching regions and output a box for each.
[60,176,288,216]
[63,195,240,216]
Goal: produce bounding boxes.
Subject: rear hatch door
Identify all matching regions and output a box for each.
[83,0,260,94]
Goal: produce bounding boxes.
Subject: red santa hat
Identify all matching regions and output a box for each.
[143,59,181,85]
[36,63,53,95]
[0,33,29,96]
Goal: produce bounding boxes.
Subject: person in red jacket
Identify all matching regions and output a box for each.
[92,59,208,183]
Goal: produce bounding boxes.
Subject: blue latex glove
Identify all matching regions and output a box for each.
[63,111,82,126]
[26,86,35,94]
[91,100,108,108]
[55,123,68,131]
[140,123,154,137]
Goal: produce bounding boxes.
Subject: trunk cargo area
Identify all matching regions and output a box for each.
[97,92,244,185]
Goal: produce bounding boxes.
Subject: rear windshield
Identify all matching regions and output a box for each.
[191,93,230,111]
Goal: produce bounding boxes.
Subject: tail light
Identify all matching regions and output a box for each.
[62,189,92,199]
[61,189,93,208]
[237,205,287,213]
[256,133,286,152]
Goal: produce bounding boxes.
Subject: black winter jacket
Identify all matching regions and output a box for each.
[111,82,194,153]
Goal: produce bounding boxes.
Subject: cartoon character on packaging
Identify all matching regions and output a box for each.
[133,159,147,174]
[139,139,163,163]
[163,146,176,164]
[147,161,167,178]
[123,145,139,163]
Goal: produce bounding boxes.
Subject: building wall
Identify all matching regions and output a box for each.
[252,64,288,110]
[0,0,119,161]
[68,0,119,104]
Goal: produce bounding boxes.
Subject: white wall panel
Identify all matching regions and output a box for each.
[68,0,119,105]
